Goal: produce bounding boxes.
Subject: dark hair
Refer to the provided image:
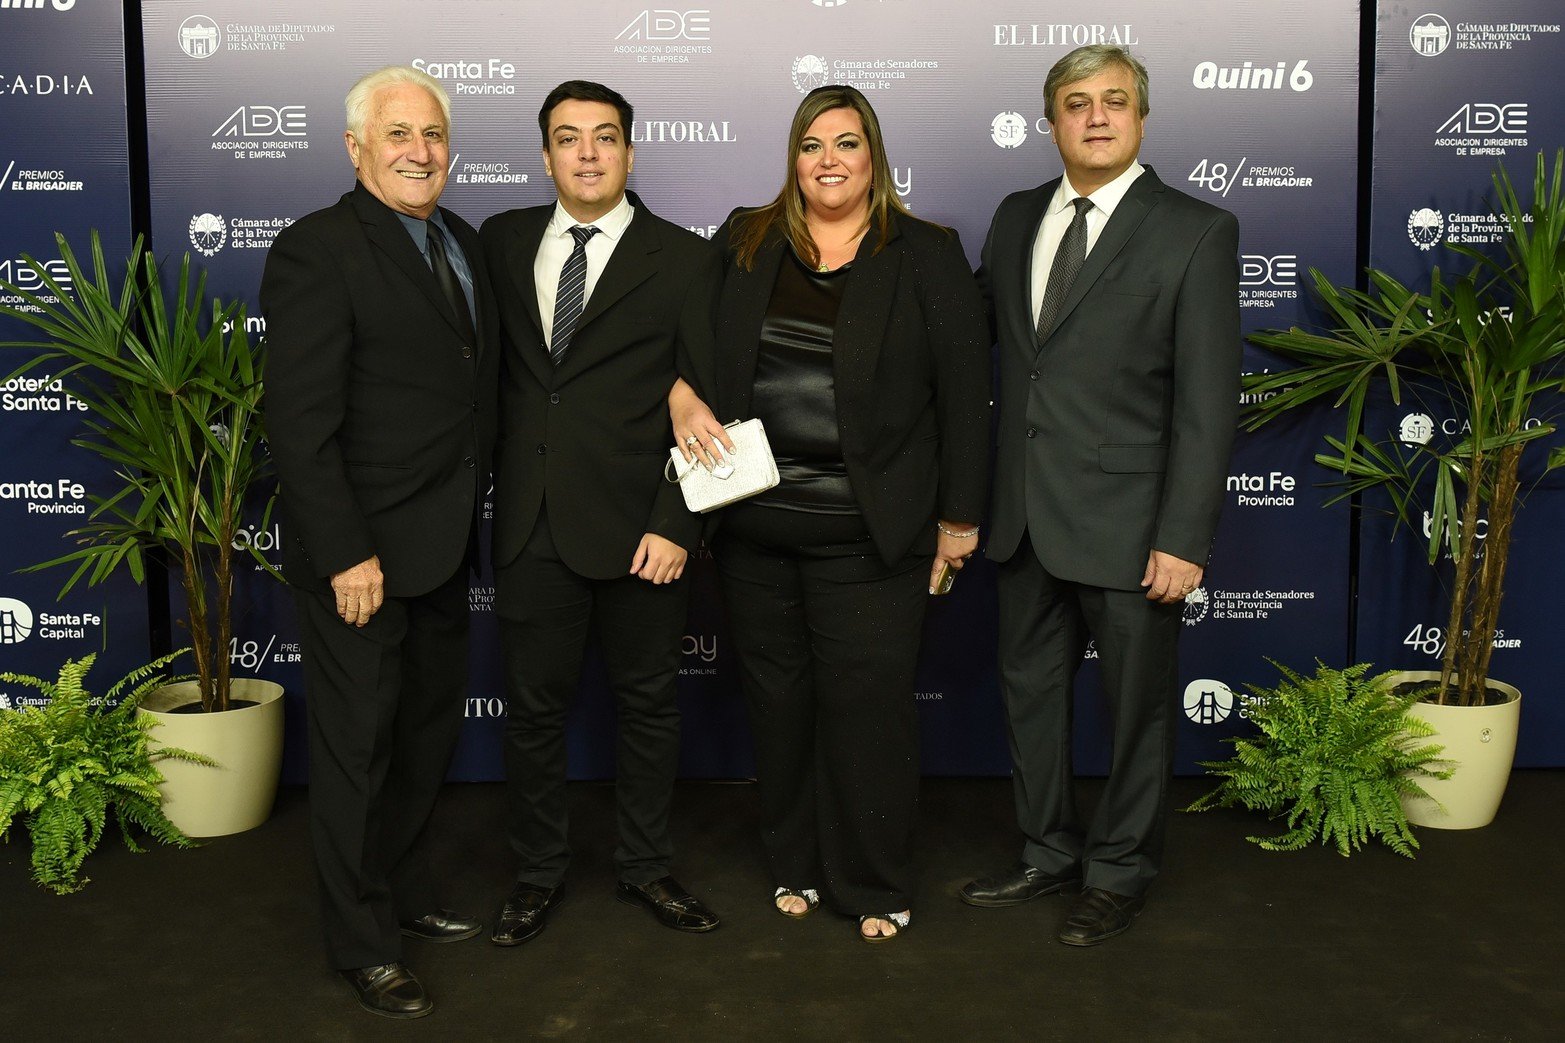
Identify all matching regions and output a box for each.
[537,80,634,146]
[729,84,910,271]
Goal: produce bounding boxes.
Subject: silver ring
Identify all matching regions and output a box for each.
[684,435,700,447]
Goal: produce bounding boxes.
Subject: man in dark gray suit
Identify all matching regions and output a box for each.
[961,45,1240,945]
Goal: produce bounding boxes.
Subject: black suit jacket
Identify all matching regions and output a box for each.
[978,166,1240,590]
[481,194,717,579]
[260,182,500,597]
[695,210,991,563]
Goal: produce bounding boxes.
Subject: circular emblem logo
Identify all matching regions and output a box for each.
[1182,678,1236,724]
[1408,207,1444,251]
[0,596,35,644]
[991,112,1028,149]
[791,54,829,94]
[178,15,222,59]
[1181,586,1209,626]
[1409,14,1452,57]
[189,213,227,257]
[1399,412,1436,445]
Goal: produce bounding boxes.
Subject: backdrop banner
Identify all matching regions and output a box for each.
[0,1,148,701]
[129,0,1361,781]
[1362,2,1565,767]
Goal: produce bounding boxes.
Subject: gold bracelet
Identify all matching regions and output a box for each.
[936,522,979,539]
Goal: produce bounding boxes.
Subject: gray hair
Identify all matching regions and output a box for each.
[345,65,451,139]
[1043,45,1150,124]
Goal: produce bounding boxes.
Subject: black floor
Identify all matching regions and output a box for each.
[3,774,1561,1041]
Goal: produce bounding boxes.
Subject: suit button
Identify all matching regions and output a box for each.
[536,444,547,454]
[1029,370,1039,381]
[1026,427,1037,439]
[472,402,478,413]
[461,345,473,359]
[464,455,475,468]
[549,393,560,404]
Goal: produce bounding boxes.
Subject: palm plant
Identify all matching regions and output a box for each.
[1243,149,1565,705]
[0,652,210,893]
[1185,661,1450,857]
[0,232,273,712]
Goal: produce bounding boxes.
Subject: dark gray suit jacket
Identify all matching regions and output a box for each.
[978,166,1240,590]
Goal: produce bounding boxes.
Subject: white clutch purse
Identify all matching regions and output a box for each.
[665,418,780,513]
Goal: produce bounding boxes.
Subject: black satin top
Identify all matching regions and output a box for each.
[750,248,856,513]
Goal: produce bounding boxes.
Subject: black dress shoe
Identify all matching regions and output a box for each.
[490,883,563,947]
[399,909,483,943]
[959,864,1079,908]
[616,876,721,933]
[340,962,433,1019]
[1057,887,1145,946]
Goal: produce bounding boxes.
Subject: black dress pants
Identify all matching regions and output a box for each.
[716,503,927,915]
[293,562,471,970]
[995,532,1183,898]
[495,509,688,887]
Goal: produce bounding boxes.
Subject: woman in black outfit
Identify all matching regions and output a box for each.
[671,85,990,941]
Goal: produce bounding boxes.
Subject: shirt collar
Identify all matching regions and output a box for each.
[394,208,454,253]
[547,192,634,241]
[1049,160,1146,219]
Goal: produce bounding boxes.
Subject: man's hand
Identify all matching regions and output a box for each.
[669,377,734,471]
[1141,549,1203,604]
[630,533,688,584]
[331,555,385,626]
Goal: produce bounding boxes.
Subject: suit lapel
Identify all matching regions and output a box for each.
[833,216,901,413]
[505,208,552,386]
[1005,181,1054,360]
[443,209,492,356]
[1037,168,1161,360]
[572,206,659,333]
[350,184,467,341]
[715,231,785,419]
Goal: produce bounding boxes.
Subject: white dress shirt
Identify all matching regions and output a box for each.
[1029,160,1146,325]
[534,193,635,349]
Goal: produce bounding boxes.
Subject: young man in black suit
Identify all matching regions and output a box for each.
[481,81,721,946]
[962,45,1240,945]
[261,65,498,1018]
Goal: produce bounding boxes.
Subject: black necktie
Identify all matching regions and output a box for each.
[1035,197,1094,345]
[426,221,476,346]
[551,225,601,364]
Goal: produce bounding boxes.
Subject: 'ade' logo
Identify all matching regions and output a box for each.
[1436,103,1527,136]
[616,9,711,40]
[1239,254,1298,287]
[0,258,72,293]
[214,106,307,138]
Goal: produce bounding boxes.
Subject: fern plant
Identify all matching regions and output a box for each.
[0,652,212,893]
[1185,661,1452,858]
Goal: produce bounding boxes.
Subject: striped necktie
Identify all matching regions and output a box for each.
[550,224,601,364]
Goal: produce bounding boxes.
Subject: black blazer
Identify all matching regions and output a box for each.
[260,182,500,597]
[481,194,718,580]
[978,166,1240,590]
[695,210,991,564]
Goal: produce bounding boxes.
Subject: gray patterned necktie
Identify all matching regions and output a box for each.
[1035,197,1093,345]
[550,224,601,364]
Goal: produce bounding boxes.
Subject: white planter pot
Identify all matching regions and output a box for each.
[138,678,285,838]
[1395,671,1521,830]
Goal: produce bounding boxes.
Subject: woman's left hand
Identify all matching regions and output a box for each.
[931,519,979,591]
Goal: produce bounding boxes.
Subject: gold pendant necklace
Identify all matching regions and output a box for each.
[818,261,830,272]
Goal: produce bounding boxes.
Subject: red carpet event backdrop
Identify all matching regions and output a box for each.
[2,2,1560,779]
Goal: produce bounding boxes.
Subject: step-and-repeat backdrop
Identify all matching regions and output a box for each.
[2,2,1556,779]
[0,1,148,702]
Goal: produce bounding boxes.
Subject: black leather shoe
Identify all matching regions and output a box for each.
[399,909,483,943]
[616,876,721,933]
[1058,887,1145,946]
[490,883,563,947]
[339,962,433,1019]
[959,864,1079,908]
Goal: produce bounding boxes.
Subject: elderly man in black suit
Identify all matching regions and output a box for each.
[261,65,497,1018]
[480,80,720,947]
[961,45,1240,945]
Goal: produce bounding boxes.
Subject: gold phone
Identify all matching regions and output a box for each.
[931,561,956,596]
